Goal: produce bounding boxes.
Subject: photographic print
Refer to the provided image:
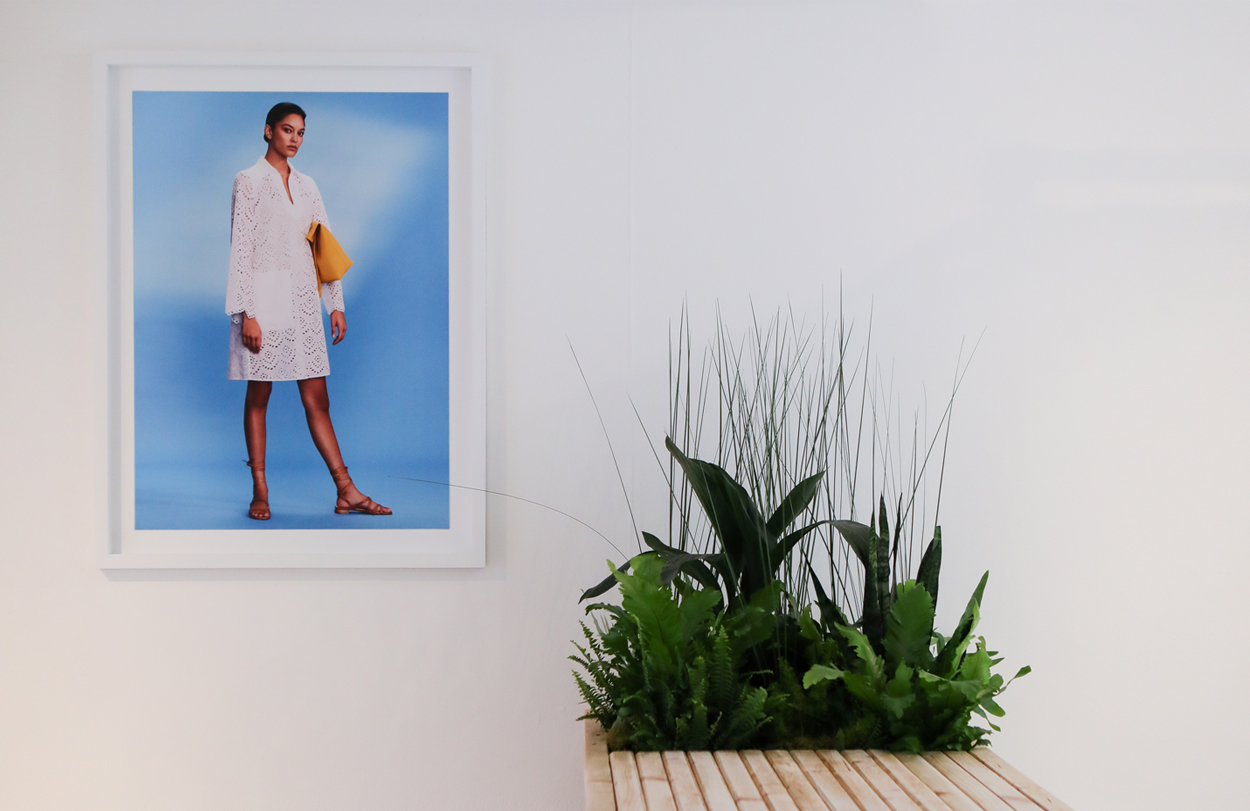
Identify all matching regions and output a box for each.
[97,55,486,567]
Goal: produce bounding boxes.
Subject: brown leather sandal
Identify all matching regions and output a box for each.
[330,465,392,516]
[246,460,270,520]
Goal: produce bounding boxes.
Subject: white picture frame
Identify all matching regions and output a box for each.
[94,52,487,568]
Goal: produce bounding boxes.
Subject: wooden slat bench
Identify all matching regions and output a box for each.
[583,720,1073,811]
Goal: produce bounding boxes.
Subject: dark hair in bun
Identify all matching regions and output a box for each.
[264,102,307,142]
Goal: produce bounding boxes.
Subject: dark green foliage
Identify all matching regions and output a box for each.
[803,578,1030,751]
[572,444,1027,753]
[571,553,776,751]
[660,438,826,608]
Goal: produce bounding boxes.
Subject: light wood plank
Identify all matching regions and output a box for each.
[689,751,740,811]
[664,752,711,811]
[714,751,770,811]
[971,749,1076,811]
[923,753,1014,811]
[818,751,892,811]
[869,752,958,811]
[945,753,1043,811]
[610,751,648,811]
[638,752,680,811]
[842,750,921,811]
[791,750,862,811]
[741,750,802,811]
[584,721,616,811]
[763,750,837,811]
[896,752,984,811]
[598,741,1070,811]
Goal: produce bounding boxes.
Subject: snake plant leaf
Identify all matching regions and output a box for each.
[580,560,630,602]
[874,528,892,629]
[936,571,989,676]
[665,437,767,588]
[765,471,825,537]
[878,495,890,551]
[861,533,885,648]
[832,519,874,567]
[915,527,942,608]
[885,581,936,670]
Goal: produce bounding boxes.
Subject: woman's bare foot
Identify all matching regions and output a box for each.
[330,466,392,515]
[247,461,270,520]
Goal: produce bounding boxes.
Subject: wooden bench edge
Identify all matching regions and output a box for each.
[584,719,617,811]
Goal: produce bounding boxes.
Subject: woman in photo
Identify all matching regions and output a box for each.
[225,102,391,521]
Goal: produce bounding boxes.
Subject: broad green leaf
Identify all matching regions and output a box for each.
[641,531,674,555]
[723,604,777,661]
[765,471,825,536]
[882,661,916,718]
[802,663,845,689]
[643,532,723,592]
[841,672,884,711]
[615,553,685,675]
[838,624,886,688]
[916,528,942,608]
[831,520,874,567]
[580,560,630,602]
[679,586,723,642]
[771,521,830,580]
[665,438,769,596]
[960,638,992,683]
[747,580,786,614]
[657,552,723,592]
[798,607,821,641]
[885,581,936,669]
[980,695,1006,717]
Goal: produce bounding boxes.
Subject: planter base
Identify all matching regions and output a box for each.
[583,720,1072,811]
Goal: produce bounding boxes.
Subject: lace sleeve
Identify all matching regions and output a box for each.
[311,186,346,314]
[225,173,259,319]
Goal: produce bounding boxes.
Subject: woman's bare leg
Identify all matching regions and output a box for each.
[297,376,391,515]
[244,381,272,520]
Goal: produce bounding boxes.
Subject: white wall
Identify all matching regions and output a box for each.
[2,1,1248,808]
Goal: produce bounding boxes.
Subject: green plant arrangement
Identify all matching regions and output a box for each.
[570,307,1028,752]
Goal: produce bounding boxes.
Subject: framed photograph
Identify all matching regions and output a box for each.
[95,53,486,568]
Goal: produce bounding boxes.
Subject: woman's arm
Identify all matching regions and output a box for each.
[226,173,260,321]
[310,184,347,315]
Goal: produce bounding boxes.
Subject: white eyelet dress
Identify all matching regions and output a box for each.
[226,157,345,381]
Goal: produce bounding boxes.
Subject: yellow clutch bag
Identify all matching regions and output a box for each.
[305,222,353,295]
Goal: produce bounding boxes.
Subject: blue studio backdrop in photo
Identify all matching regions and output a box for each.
[132,91,450,529]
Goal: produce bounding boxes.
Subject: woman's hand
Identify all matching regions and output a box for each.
[331,310,346,345]
[242,314,263,354]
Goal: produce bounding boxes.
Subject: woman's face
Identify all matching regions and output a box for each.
[265,114,305,158]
